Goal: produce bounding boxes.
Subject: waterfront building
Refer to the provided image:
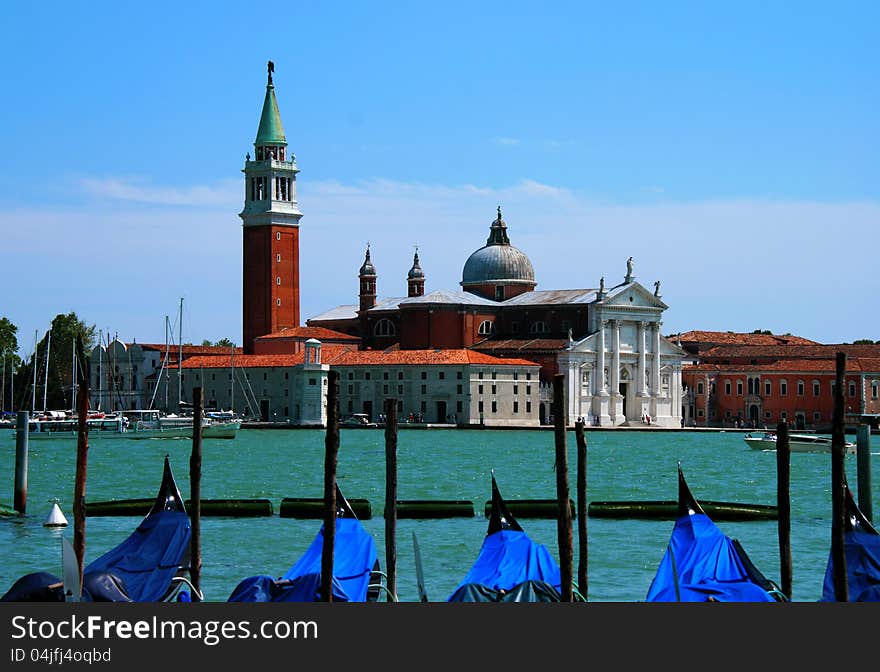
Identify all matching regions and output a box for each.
[173,339,345,425]
[674,331,880,430]
[308,210,686,427]
[331,349,541,427]
[89,340,242,414]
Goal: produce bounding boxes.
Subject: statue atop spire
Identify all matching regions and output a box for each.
[486,206,511,246]
[267,60,275,85]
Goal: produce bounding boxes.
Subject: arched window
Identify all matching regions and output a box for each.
[374,319,396,337]
[478,320,495,336]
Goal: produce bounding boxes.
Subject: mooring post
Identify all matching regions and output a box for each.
[575,417,588,601]
[776,420,792,600]
[321,369,340,602]
[553,373,573,602]
[856,424,872,522]
[73,337,90,595]
[384,397,398,601]
[14,410,29,513]
[190,386,203,601]
[831,351,849,601]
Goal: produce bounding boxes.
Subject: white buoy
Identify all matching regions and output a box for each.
[44,500,68,527]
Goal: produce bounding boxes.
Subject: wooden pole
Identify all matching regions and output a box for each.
[552,373,573,602]
[14,410,28,513]
[73,337,90,595]
[384,397,398,601]
[189,386,203,601]
[831,351,848,601]
[856,424,872,522]
[321,369,340,602]
[575,417,588,601]
[776,420,792,600]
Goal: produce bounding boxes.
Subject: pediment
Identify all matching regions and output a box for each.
[601,282,667,310]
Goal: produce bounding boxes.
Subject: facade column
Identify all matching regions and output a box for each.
[611,320,621,398]
[597,320,608,396]
[652,321,662,396]
[704,373,711,427]
[638,321,647,396]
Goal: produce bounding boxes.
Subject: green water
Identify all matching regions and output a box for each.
[1,428,874,602]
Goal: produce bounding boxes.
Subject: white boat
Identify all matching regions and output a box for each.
[341,413,378,428]
[7,410,239,441]
[744,431,856,454]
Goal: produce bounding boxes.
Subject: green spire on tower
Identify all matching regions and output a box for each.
[255,60,287,147]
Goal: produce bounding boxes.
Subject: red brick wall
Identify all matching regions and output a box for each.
[242,225,299,354]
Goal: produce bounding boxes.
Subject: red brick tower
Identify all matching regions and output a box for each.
[240,61,302,354]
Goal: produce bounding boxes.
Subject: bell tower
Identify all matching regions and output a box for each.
[240,61,302,354]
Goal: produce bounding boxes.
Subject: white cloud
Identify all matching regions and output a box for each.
[4,176,878,354]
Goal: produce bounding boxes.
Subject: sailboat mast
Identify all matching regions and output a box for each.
[230,345,235,413]
[71,335,76,412]
[31,330,37,412]
[178,297,183,411]
[97,329,102,411]
[43,328,51,412]
[164,316,169,411]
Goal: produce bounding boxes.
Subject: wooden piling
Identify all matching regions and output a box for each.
[73,337,90,596]
[552,374,573,602]
[831,351,848,601]
[575,418,588,600]
[14,411,28,513]
[189,386,203,601]
[776,420,792,600]
[321,369,340,602]
[384,397,398,601]
[856,424,873,522]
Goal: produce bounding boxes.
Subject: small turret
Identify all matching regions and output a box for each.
[407,248,425,297]
[359,244,377,312]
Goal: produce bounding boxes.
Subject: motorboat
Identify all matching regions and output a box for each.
[744,431,856,454]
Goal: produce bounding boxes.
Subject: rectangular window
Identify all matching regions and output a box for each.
[813,411,821,421]
[513,371,519,380]
[284,406,289,416]
[797,381,804,396]
[526,372,532,381]
[457,371,463,380]
[309,378,317,386]
[513,385,518,395]
[813,382,820,396]
[398,385,403,394]
[421,384,427,395]
[849,382,856,397]
[263,372,268,381]
[383,372,389,380]
[348,372,354,380]
[365,372,371,380]
[526,401,532,413]
[513,401,519,413]
[398,371,404,380]
[725,381,731,395]
[347,400,353,412]
[420,400,426,413]
[457,384,463,394]
[526,385,531,395]
[873,382,878,399]
[491,384,497,395]
[478,401,484,413]
[284,372,289,380]
[479,371,483,380]
[284,389,289,397]
[478,384,483,395]
[765,381,771,395]
[211,373,215,380]
[456,400,463,413]
[736,381,743,395]
[491,400,497,413]
[383,384,388,394]
[698,382,704,395]
[421,371,427,380]
[438,371,445,380]
[491,371,497,380]
[781,382,788,396]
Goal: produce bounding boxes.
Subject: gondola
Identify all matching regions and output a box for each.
[446,473,568,602]
[645,464,787,602]
[227,485,385,602]
[1,456,195,602]
[821,481,880,601]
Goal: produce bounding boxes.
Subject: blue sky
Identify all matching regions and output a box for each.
[2,1,878,355]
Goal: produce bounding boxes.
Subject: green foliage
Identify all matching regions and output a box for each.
[751,329,772,335]
[853,339,876,345]
[201,338,236,347]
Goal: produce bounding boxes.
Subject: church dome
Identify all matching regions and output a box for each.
[461,208,535,290]
[408,250,425,279]
[359,246,376,277]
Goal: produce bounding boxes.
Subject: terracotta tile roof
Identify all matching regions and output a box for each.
[139,344,244,356]
[333,349,539,368]
[701,344,880,360]
[471,338,570,352]
[671,331,820,346]
[179,344,356,369]
[255,326,360,342]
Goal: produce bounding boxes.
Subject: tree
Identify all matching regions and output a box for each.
[215,338,235,348]
[0,317,22,413]
[853,339,875,345]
